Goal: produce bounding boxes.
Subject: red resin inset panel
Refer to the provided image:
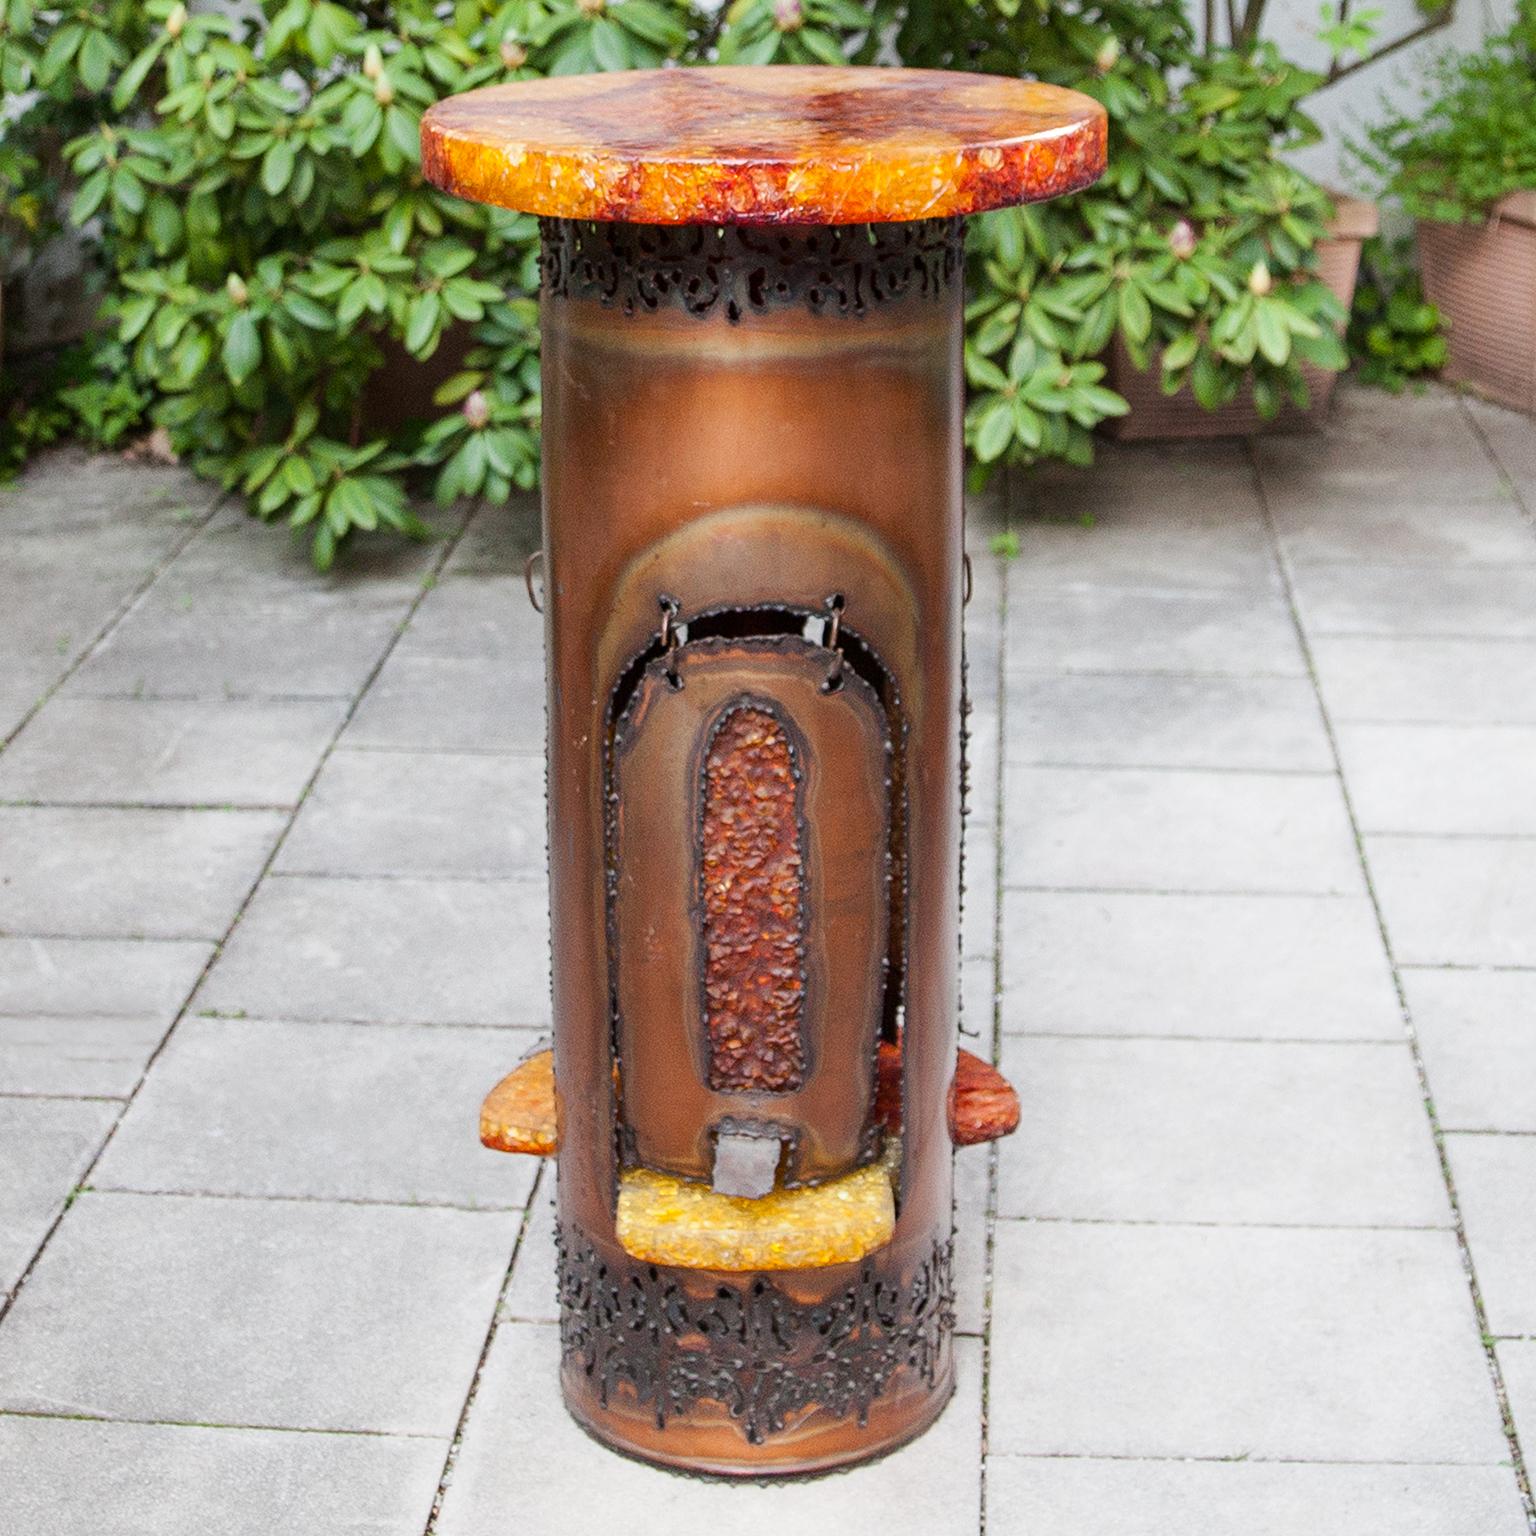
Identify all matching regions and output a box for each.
[701,705,807,1093]
[420,66,1106,225]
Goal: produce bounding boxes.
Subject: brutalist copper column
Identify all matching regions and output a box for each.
[422,65,1105,1477]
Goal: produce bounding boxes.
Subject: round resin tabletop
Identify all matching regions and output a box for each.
[420,65,1106,226]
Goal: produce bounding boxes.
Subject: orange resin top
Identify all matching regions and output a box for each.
[420,66,1105,226]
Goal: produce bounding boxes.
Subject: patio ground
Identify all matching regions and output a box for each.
[1,384,1533,1534]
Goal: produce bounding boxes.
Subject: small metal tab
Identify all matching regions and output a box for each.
[711,1129,785,1198]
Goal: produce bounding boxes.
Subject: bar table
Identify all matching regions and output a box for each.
[421,65,1105,1477]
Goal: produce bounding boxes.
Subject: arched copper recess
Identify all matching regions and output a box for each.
[700,704,807,1094]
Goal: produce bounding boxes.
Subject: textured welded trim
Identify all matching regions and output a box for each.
[539,217,963,323]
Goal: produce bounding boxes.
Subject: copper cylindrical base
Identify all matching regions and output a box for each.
[538,218,966,1473]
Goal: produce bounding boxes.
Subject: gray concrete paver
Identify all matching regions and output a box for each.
[93,1017,544,1209]
[0,1415,447,1536]
[343,653,543,753]
[1366,834,1536,967]
[0,696,346,807]
[1442,1135,1536,1338]
[985,1457,1532,1536]
[0,935,212,1017]
[1310,635,1536,724]
[1290,563,1536,639]
[999,890,1403,1040]
[1002,766,1363,894]
[996,1036,1449,1227]
[193,874,548,1025]
[0,1014,171,1098]
[275,749,546,878]
[0,806,285,940]
[0,1097,118,1290]
[1405,970,1536,1133]
[988,1222,1510,1462]
[1005,585,1307,676]
[1335,722,1536,835]
[0,1192,517,1435]
[1006,672,1331,770]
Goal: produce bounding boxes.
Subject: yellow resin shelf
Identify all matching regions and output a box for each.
[616,1161,895,1272]
[480,1050,559,1156]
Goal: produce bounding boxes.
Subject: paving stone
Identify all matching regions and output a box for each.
[1268,493,1536,566]
[961,825,997,962]
[0,1415,446,1536]
[0,1015,170,1098]
[67,567,422,700]
[499,1180,558,1323]
[344,654,543,753]
[395,575,539,663]
[195,875,549,1025]
[0,936,211,1017]
[958,955,997,1060]
[986,1458,1531,1536]
[0,1192,516,1435]
[952,1142,990,1336]
[999,891,1403,1040]
[0,1098,117,1289]
[443,494,540,577]
[1405,970,1536,1132]
[275,749,545,878]
[1015,487,1277,591]
[435,1322,983,1536]
[1006,585,1306,676]
[153,502,441,592]
[1291,564,1536,639]
[0,807,284,940]
[1310,635,1536,724]
[0,449,213,535]
[996,1037,1447,1226]
[1002,767,1362,895]
[1466,396,1536,498]
[1367,836,1536,968]
[0,677,49,744]
[94,1018,543,1209]
[988,1223,1508,1461]
[1497,1340,1536,1460]
[0,697,344,807]
[1443,1135,1536,1337]
[1255,388,1501,505]
[1007,673,1331,770]
[1336,723,1536,835]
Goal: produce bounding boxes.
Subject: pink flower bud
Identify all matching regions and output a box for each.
[774,0,804,30]
[1248,260,1273,297]
[1169,219,1197,260]
[463,390,491,430]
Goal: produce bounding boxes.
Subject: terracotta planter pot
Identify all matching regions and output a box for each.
[1417,191,1536,414]
[1103,194,1378,439]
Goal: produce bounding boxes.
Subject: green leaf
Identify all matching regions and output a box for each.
[405,292,441,355]
[262,139,297,197]
[798,28,848,66]
[70,169,110,225]
[590,17,633,70]
[1254,299,1291,366]
[1117,283,1152,345]
[283,292,335,331]
[113,36,168,112]
[223,310,262,386]
[974,398,1015,463]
